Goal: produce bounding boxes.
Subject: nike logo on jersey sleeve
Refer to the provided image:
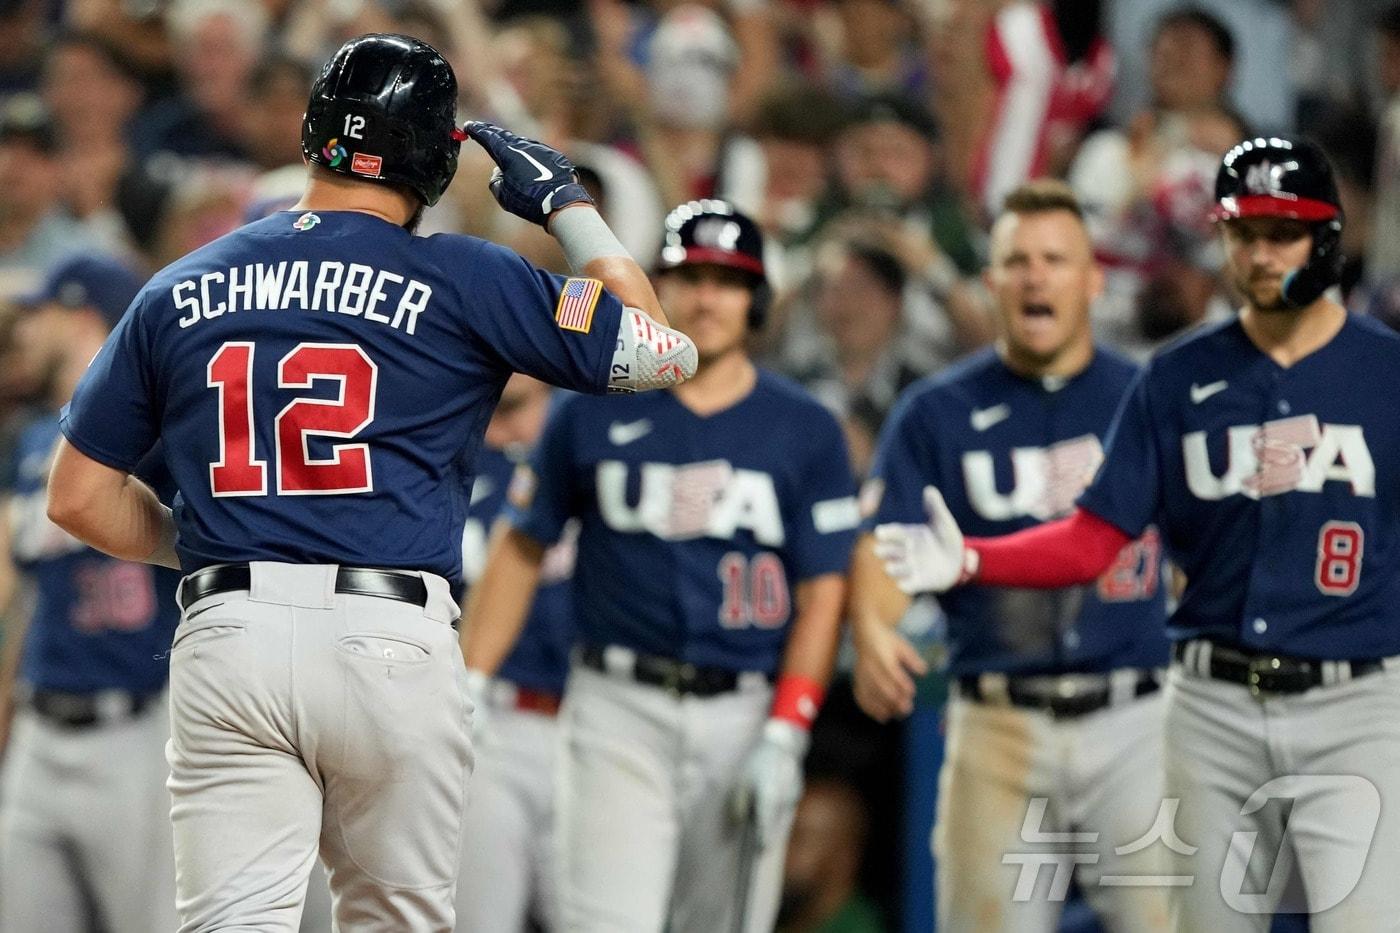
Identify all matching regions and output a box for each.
[970,404,1011,432]
[608,419,653,446]
[1190,380,1228,404]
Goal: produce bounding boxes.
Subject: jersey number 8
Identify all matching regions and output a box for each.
[207,341,378,496]
[1315,520,1363,597]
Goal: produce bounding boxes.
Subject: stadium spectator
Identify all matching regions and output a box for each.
[1069,9,1246,357]
[0,96,98,289]
[1369,4,1400,284]
[960,0,1115,221]
[40,32,148,258]
[777,778,886,933]
[243,56,315,173]
[136,0,269,161]
[0,0,45,100]
[817,94,979,277]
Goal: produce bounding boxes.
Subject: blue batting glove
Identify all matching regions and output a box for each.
[462,121,593,228]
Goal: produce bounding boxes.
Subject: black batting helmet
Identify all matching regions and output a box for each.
[1210,135,1343,308]
[302,34,461,207]
[657,200,771,328]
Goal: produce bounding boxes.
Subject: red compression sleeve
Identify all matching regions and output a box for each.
[967,508,1132,588]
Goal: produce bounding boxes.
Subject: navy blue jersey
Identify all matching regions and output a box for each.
[3,415,181,693]
[1080,315,1400,659]
[463,444,574,695]
[507,370,858,674]
[869,347,1169,677]
[59,211,623,588]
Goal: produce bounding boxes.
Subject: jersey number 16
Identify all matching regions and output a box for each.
[206,341,378,496]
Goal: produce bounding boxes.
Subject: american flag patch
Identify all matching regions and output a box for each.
[555,277,603,333]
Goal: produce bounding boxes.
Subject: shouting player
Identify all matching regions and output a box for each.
[43,34,695,931]
[0,255,181,933]
[874,137,1400,930]
[852,180,1171,931]
[460,200,859,931]
[455,372,575,931]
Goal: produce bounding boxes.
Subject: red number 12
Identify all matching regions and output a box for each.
[207,341,378,497]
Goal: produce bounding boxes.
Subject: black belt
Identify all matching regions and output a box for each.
[957,671,1160,720]
[1173,639,1385,695]
[28,688,158,729]
[180,563,429,611]
[579,645,769,697]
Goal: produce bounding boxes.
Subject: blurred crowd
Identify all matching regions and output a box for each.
[1,0,1399,929]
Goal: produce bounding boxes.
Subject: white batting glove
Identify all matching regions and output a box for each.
[729,718,808,848]
[463,668,491,745]
[872,486,978,594]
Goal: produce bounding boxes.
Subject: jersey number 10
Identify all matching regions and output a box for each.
[207,341,378,496]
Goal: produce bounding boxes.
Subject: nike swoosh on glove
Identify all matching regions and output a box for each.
[872,486,978,594]
[463,121,593,228]
[728,718,809,848]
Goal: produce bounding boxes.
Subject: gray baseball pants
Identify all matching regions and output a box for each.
[0,693,177,932]
[1164,659,1400,932]
[168,562,474,932]
[454,701,560,931]
[554,664,791,933]
[935,683,1172,932]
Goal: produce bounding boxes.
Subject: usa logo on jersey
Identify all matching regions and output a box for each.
[1184,414,1374,500]
[597,460,786,545]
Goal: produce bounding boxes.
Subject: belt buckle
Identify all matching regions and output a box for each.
[1247,656,1285,697]
[662,662,697,697]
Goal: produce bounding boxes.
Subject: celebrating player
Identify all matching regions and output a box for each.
[0,255,180,933]
[42,34,695,931]
[460,200,859,932]
[851,180,1171,932]
[454,373,575,931]
[874,137,1400,929]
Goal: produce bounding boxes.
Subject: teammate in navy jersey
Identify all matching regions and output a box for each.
[455,374,577,931]
[875,138,1400,930]
[852,181,1171,932]
[460,200,859,932]
[0,254,182,933]
[42,34,696,931]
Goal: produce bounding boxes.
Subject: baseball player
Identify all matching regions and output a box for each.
[454,372,576,931]
[873,137,1400,931]
[460,200,859,932]
[0,254,180,933]
[851,180,1172,932]
[42,33,696,932]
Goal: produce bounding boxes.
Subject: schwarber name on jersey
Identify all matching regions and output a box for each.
[507,371,859,674]
[58,211,625,588]
[1079,315,1400,658]
[869,347,1169,677]
[463,444,575,696]
[3,416,181,694]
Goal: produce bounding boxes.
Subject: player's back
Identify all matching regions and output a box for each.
[64,209,621,588]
